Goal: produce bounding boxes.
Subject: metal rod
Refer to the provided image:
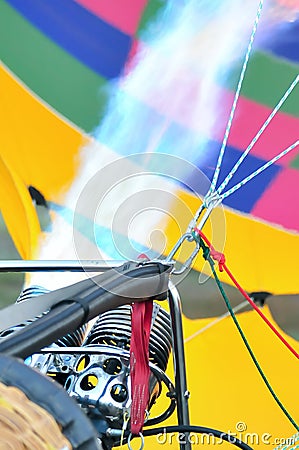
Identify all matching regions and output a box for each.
[168,281,192,450]
[0,260,125,272]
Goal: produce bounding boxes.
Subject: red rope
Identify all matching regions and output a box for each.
[194,228,299,360]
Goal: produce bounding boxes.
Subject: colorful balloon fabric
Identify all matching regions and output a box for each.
[0,0,298,293]
[0,1,299,448]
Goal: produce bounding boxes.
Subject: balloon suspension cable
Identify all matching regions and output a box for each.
[206,0,264,198]
[163,1,298,275]
[167,132,299,276]
[201,76,298,214]
[166,0,299,274]
[215,74,299,196]
[219,139,299,201]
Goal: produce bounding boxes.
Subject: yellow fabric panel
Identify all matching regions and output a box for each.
[0,63,89,201]
[0,154,40,259]
[145,307,299,449]
[185,306,299,447]
[163,190,299,295]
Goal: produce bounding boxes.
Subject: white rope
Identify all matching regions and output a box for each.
[207,0,264,197]
[220,140,299,200]
[216,74,299,195]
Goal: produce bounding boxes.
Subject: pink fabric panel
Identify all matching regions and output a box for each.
[74,0,147,35]
[124,65,299,166]
[251,167,299,232]
[224,96,299,166]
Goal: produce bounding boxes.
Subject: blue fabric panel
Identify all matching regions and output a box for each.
[6,0,132,79]
[190,141,282,213]
[258,19,299,66]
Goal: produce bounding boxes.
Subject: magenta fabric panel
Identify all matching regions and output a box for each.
[74,0,148,34]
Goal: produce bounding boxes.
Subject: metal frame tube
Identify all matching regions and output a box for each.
[0,260,124,272]
[168,281,192,450]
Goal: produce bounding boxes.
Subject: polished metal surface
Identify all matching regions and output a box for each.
[28,302,173,437]
[66,351,132,428]
[168,281,192,450]
[0,260,125,272]
[84,304,172,372]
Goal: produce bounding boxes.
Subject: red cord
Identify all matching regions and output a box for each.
[194,228,299,360]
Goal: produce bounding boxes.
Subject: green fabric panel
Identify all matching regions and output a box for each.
[137,0,164,37]
[0,0,108,132]
[1,1,298,130]
[225,51,299,118]
[290,154,299,170]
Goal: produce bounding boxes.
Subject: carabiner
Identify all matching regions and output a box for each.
[166,233,201,275]
[165,233,194,263]
[172,238,201,275]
